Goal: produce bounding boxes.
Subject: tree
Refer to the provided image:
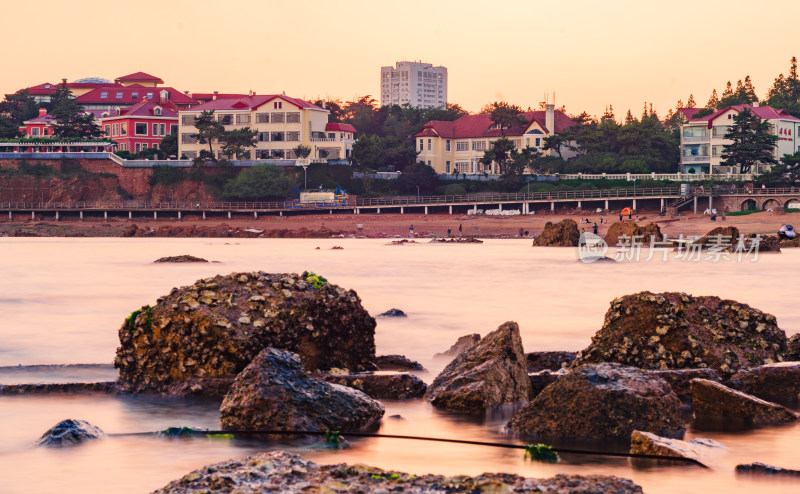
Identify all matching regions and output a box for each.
[707,89,720,109]
[193,110,224,162]
[49,82,102,139]
[480,137,515,174]
[160,131,178,157]
[766,57,800,118]
[293,144,311,159]
[686,94,697,108]
[778,151,800,182]
[720,108,778,174]
[220,127,257,159]
[395,162,439,195]
[481,101,527,137]
[0,89,39,137]
[505,146,541,177]
[221,164,294,200]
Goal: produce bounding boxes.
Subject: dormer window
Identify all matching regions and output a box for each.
[147,92,153,99]
[116,92,123,99]
[44,84,51,89]
[100,91,108,99]
[154,107,162,116]
[131,92,138,100]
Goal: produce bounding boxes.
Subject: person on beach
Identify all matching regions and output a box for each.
[619,213,623,222]
[447,228,452,237]
[409,224,414,237]
[458,224,462,235]
[593,222,598,235]
[600,214,603,224]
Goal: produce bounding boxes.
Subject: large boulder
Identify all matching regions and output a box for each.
[320,373,427,400]
[528,368,567,398]
[630,430,723,466]
[573,291,787,377]
[695,226,740,249]
[114,271,376,395]
[433,333,480,359]
[508,363,685,441]
[788,334,800,360]
[152,451,645,494]
[748,234,781,252]
[728,362,800,407]
[690,378,797,430]
[36,419,105,447]
[604,222,663,247]
[533,219,580,247]
[648,368,721,404]
[374,354,425,372]
[526,351,576,372]
[424,322,532,413]
[220,348,384,432]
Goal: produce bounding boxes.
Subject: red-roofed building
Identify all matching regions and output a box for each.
[114,72,164,87]
[190,91,251,104]
[76,86,198,110]
[680,104,800,174]
[19,78,121,103]
[178,94,355,161]
[414,105,575,174]
[98,100,179,155]
[19,108,56,137]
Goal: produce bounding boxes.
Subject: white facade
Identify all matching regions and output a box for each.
[679,105,800,174]
[380,61,447,108]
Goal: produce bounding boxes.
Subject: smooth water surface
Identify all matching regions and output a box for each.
[1,238,799,493]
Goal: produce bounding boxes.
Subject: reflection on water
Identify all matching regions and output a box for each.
[1,238,800,493]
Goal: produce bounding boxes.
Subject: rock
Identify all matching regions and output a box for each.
[508,363,685,441]
[320,373,427,400]
[649,368,721,403]
[736,462,800,476]
[533,219,580,247]
[0,381,122,396]
[376,308,407,318]
[690,378,797,430]
[526,351,577,372]
[788,334,800,360]
[604,222,663,247]
[748,234,781,252]
[220,348,384,432]
[780,237,800,248]
[728,362,800,407]
[695,226,740,250]
[630,430,722,466]
[424,322,532,413]
[153,255,209,263]
[528,368,567,398]
[433,333,481,359]
[573,291,788,377]
[429,237,483,243]
[122,223,138,237]
[114,271,376,395]
[152,450,645,494]
[36,419,105,447]
[374,354,425,371]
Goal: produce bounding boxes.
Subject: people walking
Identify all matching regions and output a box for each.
[593,222,598,235]
[409,224,414,237]
[458,224,463,235]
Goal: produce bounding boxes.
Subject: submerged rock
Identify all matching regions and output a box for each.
[374,354,425,371]
[508,363,685,441]
[320,373,427,400]
[114,271,376,395]
[151,450,645,494]
[533,219,580,247]
[736,462,800,476]
[424,322,532,414]
[690,378,797,430]
[377,308,407,317]
[220,348,384,432]
[526,351,577,372]
[153,255,209,263]
[433,333,481,359]
[36,419,105,447]
[728,362,800,407]
[630,430,722,466]
[573,291,787,377]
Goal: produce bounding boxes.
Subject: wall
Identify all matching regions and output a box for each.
[0,158,153,196]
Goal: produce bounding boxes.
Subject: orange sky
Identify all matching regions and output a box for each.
[3,0,799,119]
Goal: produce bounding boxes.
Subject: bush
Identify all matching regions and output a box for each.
[18,161,54,177]
[443,183,467,195]
[221,165,294,200]
[114,150,134,160]
[148,165,186,186]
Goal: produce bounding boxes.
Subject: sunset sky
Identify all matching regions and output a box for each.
[3,0,798,118]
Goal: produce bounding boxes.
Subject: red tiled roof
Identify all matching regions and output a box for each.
[693,104,800,127]
[108,101,178,119]
[415,110,573,139]
[678,108,701,120]
[115,72,164,84]
[191,93,250,101]
[75,86,197,105]
[23,114,56,124]
[325,123,356,132]
[21,81,122,96]
[186,94,324,112]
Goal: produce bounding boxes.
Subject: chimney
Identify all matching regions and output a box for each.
[248,89,253,96]
[322,101,326,109]
[61,78,67,85]
[753,101,760,108]
[184,90,190,95]
[282,91,286,95]
[213,90,218,101]
[545,103,555,136]
[39,108,47,117]
[160,89,169,104]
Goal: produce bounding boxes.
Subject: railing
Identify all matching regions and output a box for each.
[681,155,711,162]
[682,136,709,143]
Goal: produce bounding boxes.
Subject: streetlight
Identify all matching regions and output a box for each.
[416,186,420,202]
[303,165,308,190]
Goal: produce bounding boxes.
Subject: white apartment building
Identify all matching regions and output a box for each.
[380,61,447,108]
[680,104,800,174]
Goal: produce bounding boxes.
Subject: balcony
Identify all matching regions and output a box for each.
[682,155,711,163]
[682,135,709,143]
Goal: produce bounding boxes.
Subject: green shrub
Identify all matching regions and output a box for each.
[443,183,467,195]
[148,165,186,186]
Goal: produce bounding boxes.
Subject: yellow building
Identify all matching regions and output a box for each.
[178,94,355,161]
[415,105,574,174]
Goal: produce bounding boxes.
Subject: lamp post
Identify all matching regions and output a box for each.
[416,186,420,202]
[303,165,308,190]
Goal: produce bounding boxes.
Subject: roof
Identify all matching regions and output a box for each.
[678,108,701,120]
[22,81,121,96]
[325,123,356,133]
[110,101,178,119]
[414,110,574,139]
[692,104,800,127]
[115,72,164,84]
[191,93,250,102]
[23,114,56,124]
[75,86,197,105]
[184,94,324,112]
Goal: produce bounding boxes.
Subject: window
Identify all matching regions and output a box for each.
[512,139,521,148]
[147,92,153,100]
[154,107,162,116]
[427,139,431,151]
[153,123,159,135]
[160,123,166,135]
[100,92,108,99]
[446,140,451,152]
[273,101,282,109]
[131,92,138,100]
[181,115,195,126]
[217,114,233,125]
[712,145,725,156]
[170,124,178,134]
[456,141,468,151]
[153,144,158,150]
[328,132,335,139]
[112,124,118,136]
[135,123,148,135]
[271,131,285,141]
[116,92,123,99]
[181,134,198,144]
[104,125,111,136]
[120,123,127,135]
[236,114,251,125]
[31,128,40,136]
[258,132,268,142]
[286,131,300,141]
[256,113,269,124]
[446,161,451,173]
[712,126,730,138]
[286,112,300,123]
[683,126,708,138]
[271,112,285,123]
[535,138,541,147]
[472,140,486,151]
[419,139,424,151]
[135,143,142,153]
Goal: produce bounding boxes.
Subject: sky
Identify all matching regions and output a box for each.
[2,0,799,119]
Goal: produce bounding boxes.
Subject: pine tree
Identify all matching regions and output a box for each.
[790,56,800,101]
[686,94,697,108]
[625,109,635,124]
[50,82,102,139]
[720,108,778,174]
[743,76,758,103]
[722,81,734,100]
[641,102,648,120]
[707,89,720,109]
